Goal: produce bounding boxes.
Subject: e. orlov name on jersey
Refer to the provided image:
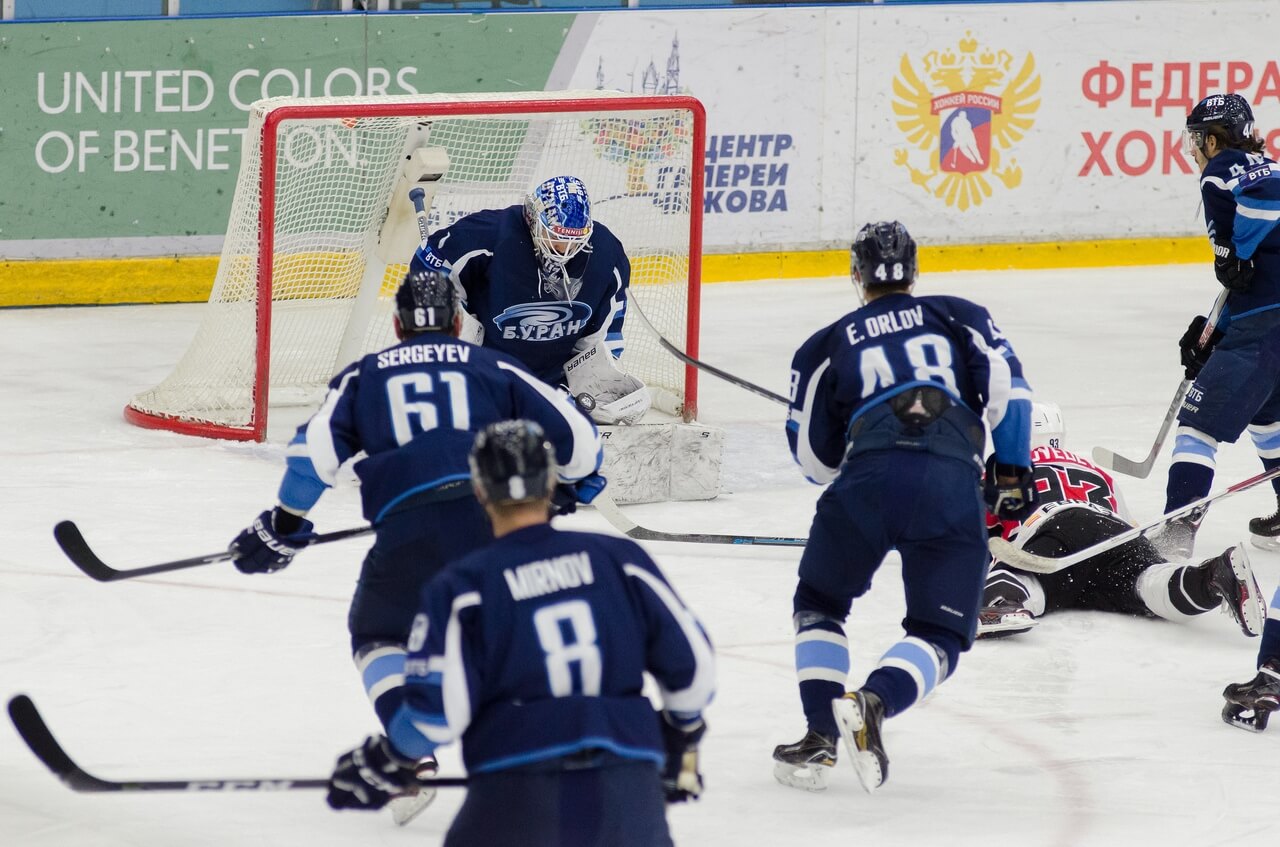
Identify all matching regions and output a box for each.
[845,305,926,345]
[492,301,594,342]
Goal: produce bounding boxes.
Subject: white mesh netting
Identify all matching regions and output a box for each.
[127,91,700,438]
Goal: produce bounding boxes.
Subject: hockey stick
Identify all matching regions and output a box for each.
[592,491,807,547]
[989,464,1280,574]
[7,695,469,793]
[1092,289,1228,478]
[409,186,431,244]
[625,297,789,406]
[53,520,374,583]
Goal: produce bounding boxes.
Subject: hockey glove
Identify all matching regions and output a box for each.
[982,456,1037,522]
[549,473,608,517]
[229,507,314,574]
[1178,314,1224,380]
[326,735,419,811]
[660,712,706,804]
[1214,253,1254,292]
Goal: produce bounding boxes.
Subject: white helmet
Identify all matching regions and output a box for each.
[1030,401,1065,449]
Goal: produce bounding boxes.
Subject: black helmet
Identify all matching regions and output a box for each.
[851,221,918,290]
[395,268,456,334]
[1185,94,1256,149]
[469,420,556,506]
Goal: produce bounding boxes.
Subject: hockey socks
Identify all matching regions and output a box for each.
[1166,428,1217,512]
[862,635,954,719]
[793,616,849,736]
[356,641,408,726]
[1261,585,1280,662]
[1138,562,1219,621]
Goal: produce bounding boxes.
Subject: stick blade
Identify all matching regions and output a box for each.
[1090,446,1155,479]
[52,521,123,582]
[8,695,114,792]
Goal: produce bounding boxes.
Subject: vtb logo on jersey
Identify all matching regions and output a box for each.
[493,302,593,342]
[892,31,1040,210]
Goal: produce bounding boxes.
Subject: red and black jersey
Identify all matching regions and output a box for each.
[987,445,1121,540]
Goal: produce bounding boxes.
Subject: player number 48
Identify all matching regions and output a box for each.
[874,262,905,281]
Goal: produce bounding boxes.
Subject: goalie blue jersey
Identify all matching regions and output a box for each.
[1200,148,1280,316]
[385,524,716,772]
[276,333,601,524]
[787,292,1032,484]
[410,205,631,385]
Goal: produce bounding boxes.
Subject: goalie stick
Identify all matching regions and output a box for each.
[592,491,806,547]
[7,694,468,793]
[1092,289,1228,479]
[988,463,1280,574]
[53,520,373,582]
[625,296,790,407]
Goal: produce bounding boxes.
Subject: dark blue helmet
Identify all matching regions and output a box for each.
[469,420,556,506]
[851,221,918,290]
[1186,94,1256,149]
[395,267,456,334]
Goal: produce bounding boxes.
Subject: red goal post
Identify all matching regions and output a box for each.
[126,91,705,441]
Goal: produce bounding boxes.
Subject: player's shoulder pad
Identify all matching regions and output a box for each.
[328,357,364,388]
[1202,149,1253,188]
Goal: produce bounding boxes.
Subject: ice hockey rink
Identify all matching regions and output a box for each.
[2,265,1274,846]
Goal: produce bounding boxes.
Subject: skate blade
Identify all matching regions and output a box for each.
[831,697,884,794]
[1249,533,1280,552]
[1225,548,1266,637]
[389,788,438,826]
[1222,703,1268,733]
[976,614,1038,640]
[772,760,831,791]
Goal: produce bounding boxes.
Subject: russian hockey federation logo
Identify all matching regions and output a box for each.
[892,32,1040,210]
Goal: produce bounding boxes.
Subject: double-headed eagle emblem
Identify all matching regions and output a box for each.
[893,32,1041,210]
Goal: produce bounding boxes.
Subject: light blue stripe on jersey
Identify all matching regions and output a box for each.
[278,454,328,513]
[881,639,939,694]
[1231,214,1280,260]
[992,395,1032,467]
[796,639,850,675]
[361,651,407,697]
[387,706,441,761]
[471,736,665,773]
[373,472,472,523]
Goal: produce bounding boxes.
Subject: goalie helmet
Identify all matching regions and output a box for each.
[851,221,918,296]
[1184,94,1258,154]
[1030,401,1065,450]
[525,175,594,266]
[469,420,557,506]
[395,268,456,334]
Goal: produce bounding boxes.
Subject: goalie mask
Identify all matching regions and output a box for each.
[395,268,457,334]
[469,420,557,506]
[525,175,594,267]
[1183,93,1259,157]
[1030,401,1065,450]
[851,221,918,301]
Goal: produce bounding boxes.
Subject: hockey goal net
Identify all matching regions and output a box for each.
[126,91,704,441]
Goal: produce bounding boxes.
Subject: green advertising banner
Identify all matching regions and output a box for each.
[0,14,573,248]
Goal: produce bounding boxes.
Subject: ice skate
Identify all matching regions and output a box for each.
[975,602,1038,639]
[831,690,888,794]
[1222,659,1280,732]
[1147,515,1200,562]
[1248,495,1280,551]
[772,729,837,791]
[1201,545,1265,637]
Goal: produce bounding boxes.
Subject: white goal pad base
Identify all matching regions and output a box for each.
[599,422,723,504]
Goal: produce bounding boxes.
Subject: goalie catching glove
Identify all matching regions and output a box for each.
[229,507,314,574]
[563,341,651,426]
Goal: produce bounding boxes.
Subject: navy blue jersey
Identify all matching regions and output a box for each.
[787,292,1031,483]
[410,206,631,385]
[1200,148,1280,316]
[385,524,716,771]
[277,333,601,523]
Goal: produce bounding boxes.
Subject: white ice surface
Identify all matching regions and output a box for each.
[1,268,1275,846]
